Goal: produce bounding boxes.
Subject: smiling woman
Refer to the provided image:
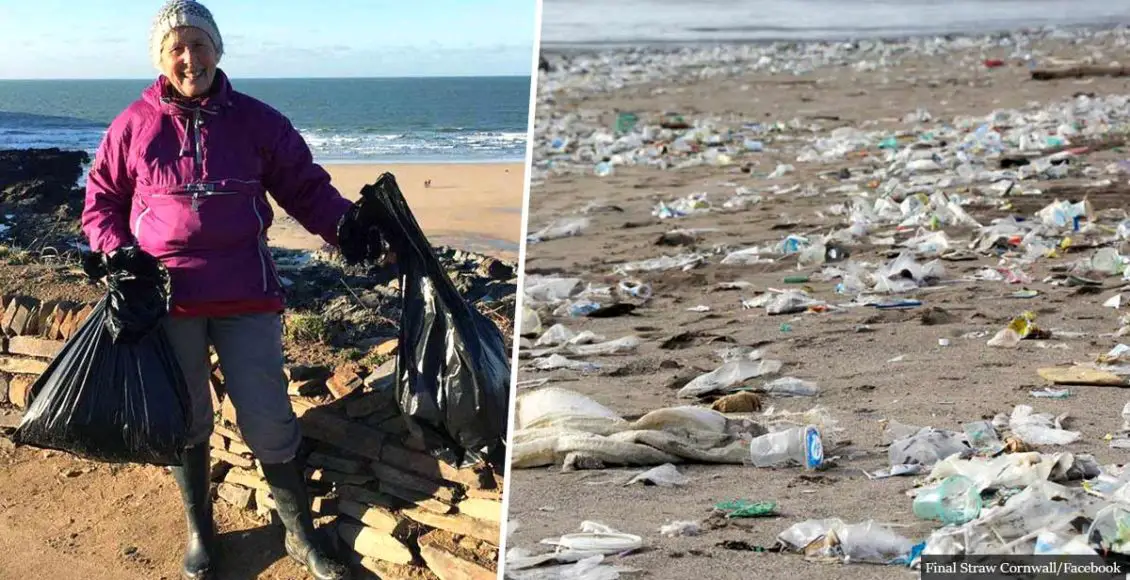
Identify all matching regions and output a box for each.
[158,28,219,99]
[79,1,397,579]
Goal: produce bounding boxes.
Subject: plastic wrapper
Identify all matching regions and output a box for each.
[360,172,511,467]
[677,359,783,398]
[888,427,968,467]
[12,295,190,466]
[527,217,591,244]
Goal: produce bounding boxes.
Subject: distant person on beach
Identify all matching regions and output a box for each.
[80,2,390,579]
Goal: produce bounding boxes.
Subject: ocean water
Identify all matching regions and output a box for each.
[541,0,1130,47]
[0,76,531,163]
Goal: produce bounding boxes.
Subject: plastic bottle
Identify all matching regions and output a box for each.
[749,426,823,470]
[912,475,981,525]
[618,280,653,300]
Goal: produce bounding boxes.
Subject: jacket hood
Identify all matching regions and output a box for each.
[142,68,234,115]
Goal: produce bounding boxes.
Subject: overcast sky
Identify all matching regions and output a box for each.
[0,0,539,79]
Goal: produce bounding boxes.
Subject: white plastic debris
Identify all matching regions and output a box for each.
[1009,404,1080,446]
[678,359,784,398]
[626,463,690,487]
[658,521,701,537]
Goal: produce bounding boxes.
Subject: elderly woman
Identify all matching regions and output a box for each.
[81,2,387,579]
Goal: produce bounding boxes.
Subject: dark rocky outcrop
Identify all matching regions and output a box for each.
[0,148,90,249]
[0,148,88,213]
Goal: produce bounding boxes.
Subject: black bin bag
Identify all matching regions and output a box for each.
[12,249,192,466]
[359,173,511,469]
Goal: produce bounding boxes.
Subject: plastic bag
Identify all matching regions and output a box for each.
[359,173,511,467]
[83,247,171,344]
[12,295,190,466]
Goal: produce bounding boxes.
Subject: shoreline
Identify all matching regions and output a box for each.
[539,20,1130,55]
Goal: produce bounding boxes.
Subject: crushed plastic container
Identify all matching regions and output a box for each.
[912,475,981,525]
[749,425,823,470]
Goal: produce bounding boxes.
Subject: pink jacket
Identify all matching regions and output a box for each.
[82,69,353,307]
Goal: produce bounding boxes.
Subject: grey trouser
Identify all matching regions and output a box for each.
[163,312,301,464]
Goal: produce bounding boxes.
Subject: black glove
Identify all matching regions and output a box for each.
[101,246,170,343]
[337,197,392,267]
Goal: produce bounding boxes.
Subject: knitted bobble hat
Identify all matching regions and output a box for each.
[149,0,223,69]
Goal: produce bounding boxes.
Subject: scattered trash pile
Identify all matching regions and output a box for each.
[532,26,1130,183]
[511,387,762,469]
[508,403,1130,577]
[516,22,1130,580]
[766,407,1123,569]
[520,83,1130,332]
[539,26,1130,107]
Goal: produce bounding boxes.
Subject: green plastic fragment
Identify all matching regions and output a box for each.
[715,499,778,518]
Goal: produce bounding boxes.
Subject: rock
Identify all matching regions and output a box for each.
[477,258,514,281]
[328,363,364,399]
[710,392,763,413]
[217,482,255,510]
[920,307,953,326]
[7,375,35,408]
[2,296,38,337]
[285,364,332,382]
[7,336,63,359]
[288,379,327,397]
[0,148,89,212]
[374,339,399,357]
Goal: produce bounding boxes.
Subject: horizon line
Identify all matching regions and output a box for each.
[0,73,533,82]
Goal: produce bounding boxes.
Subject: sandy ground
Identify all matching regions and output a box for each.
[0,407,320,579]
[507,35,1130,579]
[268,162,526,261]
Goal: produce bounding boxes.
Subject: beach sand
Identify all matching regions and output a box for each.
[265,162,526,260]
[509,32,1130,579]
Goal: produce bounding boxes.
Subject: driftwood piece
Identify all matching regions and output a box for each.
[1031,66,1130,81]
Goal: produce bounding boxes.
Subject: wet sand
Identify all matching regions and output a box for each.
[509,31,1130,579]
[265,162,526,260]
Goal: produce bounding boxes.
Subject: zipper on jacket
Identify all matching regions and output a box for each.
[189,190,237,212]
[192,109,203,181]
[132,207,152,240]
[251,197,268,292]
[251,197,286,294]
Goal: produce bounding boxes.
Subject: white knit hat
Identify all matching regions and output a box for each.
[149,0,223,69]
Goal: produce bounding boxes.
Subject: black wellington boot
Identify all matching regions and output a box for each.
[261,460,351,580]
[169,442,217,580]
